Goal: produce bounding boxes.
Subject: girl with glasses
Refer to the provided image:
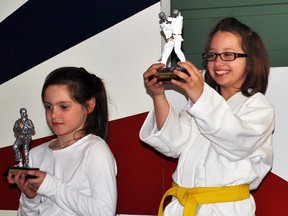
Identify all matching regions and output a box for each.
[141,17,274,215]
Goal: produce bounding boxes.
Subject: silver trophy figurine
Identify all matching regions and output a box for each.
[8,108,39,178]
[149,9,189,83]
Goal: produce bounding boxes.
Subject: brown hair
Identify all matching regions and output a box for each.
[203,17,270,96]
[41,67,109,142]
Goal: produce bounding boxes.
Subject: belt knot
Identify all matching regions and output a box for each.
[158,182,250,216]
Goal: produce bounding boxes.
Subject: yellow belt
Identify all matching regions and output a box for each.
[158,182,250,216]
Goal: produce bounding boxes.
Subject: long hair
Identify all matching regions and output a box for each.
[41,67,109,142]
[203,17,270,96]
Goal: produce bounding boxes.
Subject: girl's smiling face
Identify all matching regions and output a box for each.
[43,84,88,141]
[207,31,247,99]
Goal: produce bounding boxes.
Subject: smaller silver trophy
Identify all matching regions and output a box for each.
[149,9,189,83]
[8,108,39,178]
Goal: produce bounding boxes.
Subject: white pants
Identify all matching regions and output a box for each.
[160,40,186,65]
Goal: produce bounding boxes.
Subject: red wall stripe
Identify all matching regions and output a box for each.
[1,112,287,215]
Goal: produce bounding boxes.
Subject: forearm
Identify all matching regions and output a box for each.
[152,93,170,130]
[140,104,198,158]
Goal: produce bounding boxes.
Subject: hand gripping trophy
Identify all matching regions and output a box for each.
[151,9,189,82]
[8,108,38,177]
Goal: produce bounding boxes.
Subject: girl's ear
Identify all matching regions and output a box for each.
[87,97,96,114]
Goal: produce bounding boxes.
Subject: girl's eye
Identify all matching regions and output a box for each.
[223,52,233,57]
[44,104,52,110]
[60,105,69,110]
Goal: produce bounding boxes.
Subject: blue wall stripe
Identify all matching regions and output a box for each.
[0,0,159,84]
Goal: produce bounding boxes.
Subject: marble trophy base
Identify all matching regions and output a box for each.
[8,166,39,179]
[149,66,189,83]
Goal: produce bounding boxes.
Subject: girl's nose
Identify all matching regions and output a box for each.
[51,108,59,119]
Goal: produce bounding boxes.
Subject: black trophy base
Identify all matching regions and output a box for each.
[149,66,189,83]
[8,167,39,179]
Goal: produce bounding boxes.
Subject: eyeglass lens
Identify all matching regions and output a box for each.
[202,52,247,61]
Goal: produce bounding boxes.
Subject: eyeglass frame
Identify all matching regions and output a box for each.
[202,52,248,62]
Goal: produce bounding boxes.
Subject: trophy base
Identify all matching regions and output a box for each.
[149,66,189,83]
[8,167,39,179]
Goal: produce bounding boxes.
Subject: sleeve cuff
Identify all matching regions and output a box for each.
[37,173,60,200]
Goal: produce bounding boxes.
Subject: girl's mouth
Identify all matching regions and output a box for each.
[215,70,229,75]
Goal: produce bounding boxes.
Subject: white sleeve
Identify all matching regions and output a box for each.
[140,105,200,158]
[187,84,275,161]
[18,193,41,216]
[37,142,117,216]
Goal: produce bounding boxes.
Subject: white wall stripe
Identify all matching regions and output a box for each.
[265,67,288,181]
[0,3,160,147]
[0,0,28,22]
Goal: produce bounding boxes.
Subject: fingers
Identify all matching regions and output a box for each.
[143,63,166,96]
[177,61,202,81]
[26,170,38,178]
[22,180,37,199]
[169,61,204,103]
[11,171,27,191]
[26,170,46,189]
[7,171,24,185]
[143,63,165,84]
[7,173,15,184]
[26,170,40,184]
[142,61,203,100]
[7,170,40,199]
[24,170,45,199]
[173,61,201,84]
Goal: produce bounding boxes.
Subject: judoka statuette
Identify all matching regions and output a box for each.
[150,9,189,83]
[13,108,35,167]
[8,108,39,178]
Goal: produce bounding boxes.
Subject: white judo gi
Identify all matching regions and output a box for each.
[140,83,275,215]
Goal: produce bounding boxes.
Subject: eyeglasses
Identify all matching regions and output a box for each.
[202,52,248,62]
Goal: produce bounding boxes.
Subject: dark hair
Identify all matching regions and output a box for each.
[203,17,270,96]
[41,67,109,142]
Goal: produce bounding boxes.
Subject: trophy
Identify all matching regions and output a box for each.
[8,108,39,179]
[149,9,189,83]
